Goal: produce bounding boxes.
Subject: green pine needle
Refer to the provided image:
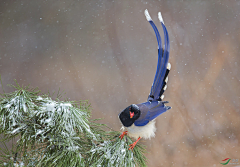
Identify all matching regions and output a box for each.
[0,82,147,167]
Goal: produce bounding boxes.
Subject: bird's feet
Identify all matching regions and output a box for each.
[119,131,128,140]
[129,137,141,150]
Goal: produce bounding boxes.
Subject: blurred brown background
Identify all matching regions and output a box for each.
[0,0,240,166]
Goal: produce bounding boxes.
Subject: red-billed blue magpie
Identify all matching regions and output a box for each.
[119,9,171,150]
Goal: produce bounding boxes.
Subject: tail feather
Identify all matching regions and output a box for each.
[145,10,170,101]
[154,20,170,100]
[158,63,171,100]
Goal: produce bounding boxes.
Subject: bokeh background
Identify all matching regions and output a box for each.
[1,0,240,166]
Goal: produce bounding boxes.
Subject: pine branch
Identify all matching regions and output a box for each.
[88,133,146,167]
[0,82,147,167]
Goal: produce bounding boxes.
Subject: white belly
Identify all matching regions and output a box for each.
[122,120,156,140]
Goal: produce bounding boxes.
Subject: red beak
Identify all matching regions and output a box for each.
[130,112,134,119]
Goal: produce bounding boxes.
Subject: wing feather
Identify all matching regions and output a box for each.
[134,101,171,126]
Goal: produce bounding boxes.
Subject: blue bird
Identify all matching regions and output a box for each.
[118,9,171,150]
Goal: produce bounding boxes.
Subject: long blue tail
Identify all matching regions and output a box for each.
[145,10,170,102]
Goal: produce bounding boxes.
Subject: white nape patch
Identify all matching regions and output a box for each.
[161,95,164,100]
[165,76,168,83]
[163,85,167,90]
[167,63,171,70]
[158,12,164,24]
[144,9,152,21]
[127,120,156,140]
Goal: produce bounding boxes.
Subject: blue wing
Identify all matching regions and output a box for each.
[134,101,171,126]
[145,11,170,102]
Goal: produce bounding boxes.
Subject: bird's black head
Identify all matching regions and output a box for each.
[119,104,141,127]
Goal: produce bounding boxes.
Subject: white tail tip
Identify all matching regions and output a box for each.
[144,9,152,21]
[165,76,168,83]
[158,12,164,24]
[167,63,171,70]
[160,95,165,100]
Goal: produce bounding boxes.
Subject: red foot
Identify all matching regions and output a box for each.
[129,137,141,150]
[119,131,128,140]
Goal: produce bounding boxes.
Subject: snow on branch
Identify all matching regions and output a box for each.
[0,82,146,167]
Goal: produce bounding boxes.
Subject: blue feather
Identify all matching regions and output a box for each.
[134,101,171,126]
[148,20,163,99]
[153,23,170,99]
[147,18,170,101]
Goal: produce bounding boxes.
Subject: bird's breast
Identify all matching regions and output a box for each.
[126,120,156,140]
